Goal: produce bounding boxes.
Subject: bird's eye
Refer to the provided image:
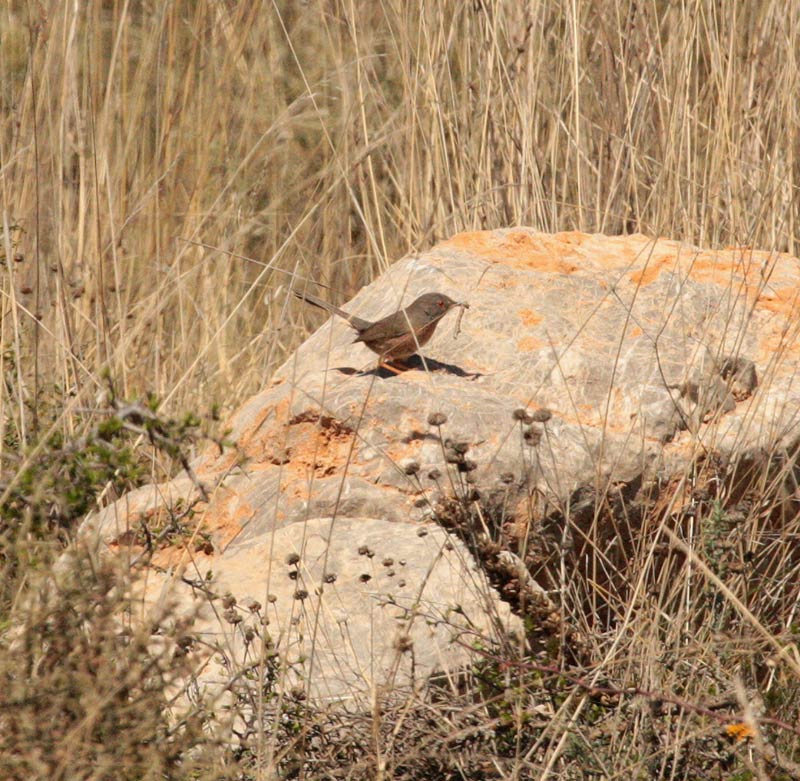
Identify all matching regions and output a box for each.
[438,300,445,308]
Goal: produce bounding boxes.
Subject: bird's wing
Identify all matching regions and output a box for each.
[354,309,417,343]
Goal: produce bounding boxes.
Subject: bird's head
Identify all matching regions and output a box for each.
[411,292,469,320]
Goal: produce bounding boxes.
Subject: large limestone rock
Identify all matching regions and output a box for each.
[81,229,800,706]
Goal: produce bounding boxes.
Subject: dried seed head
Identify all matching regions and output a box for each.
[500,472,515,484]
[357,545,370,556]
[359,573,372,583]
[285,552,300,566]
[453,441,470,455]
[222,593,237,609]
[428,412,448,426]
[382,557,394,567]
[460,458,478,472]
[323,572,337,583]
[402,460,421,475]
[512,408,533,424]
[223,608,242,625]
[395,635,413,653]
[293,589,308,600]
[417,527,429,537]
[531,408,552,423]
[444,448,461,464]
[427,468,442,480]
[524,427,542,446]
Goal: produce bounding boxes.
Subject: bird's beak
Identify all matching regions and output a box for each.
[457,301,470,309]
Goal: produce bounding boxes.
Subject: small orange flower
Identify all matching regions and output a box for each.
[725,722,755,741]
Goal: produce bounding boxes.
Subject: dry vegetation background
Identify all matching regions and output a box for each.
[2,0,800,779]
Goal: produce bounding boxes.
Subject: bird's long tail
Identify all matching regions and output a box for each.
[293,290,370,331]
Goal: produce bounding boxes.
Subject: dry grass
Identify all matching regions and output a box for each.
[3,0,800,429]
[3,0,800,778]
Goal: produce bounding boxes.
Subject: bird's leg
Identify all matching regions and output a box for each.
[378,358,411,374]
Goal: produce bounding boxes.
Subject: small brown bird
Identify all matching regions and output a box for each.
[294,289,468,371]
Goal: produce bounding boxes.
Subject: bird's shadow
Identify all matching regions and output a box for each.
[333,354,481,380]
